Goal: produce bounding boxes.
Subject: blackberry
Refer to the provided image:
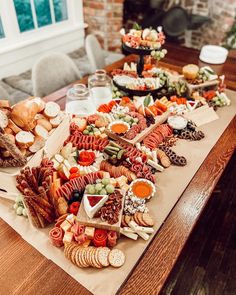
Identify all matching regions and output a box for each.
[146,115,155,127]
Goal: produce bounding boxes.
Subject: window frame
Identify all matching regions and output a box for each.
[0,0,83,52]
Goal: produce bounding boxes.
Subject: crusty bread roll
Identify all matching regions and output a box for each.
[44,102,60,118]
[182,64,199,80]
[15,131,34,148]
[37,118,52,132]
[11,99,39,131]
[34,124,48,140]
[29,136,45,153]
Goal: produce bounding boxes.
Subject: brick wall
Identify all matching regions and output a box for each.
[182,0,236,49]
[83,0,236,51]
[83,0,124,52]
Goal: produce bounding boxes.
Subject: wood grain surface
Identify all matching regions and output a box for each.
[0,43,235,295]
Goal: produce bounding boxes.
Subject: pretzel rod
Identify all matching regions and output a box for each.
[24,170,39,194]
[23,186,37,198]
[23,198,42,228]
[38,186,49,202]
[27,198,54,223]
[16,184,25,195]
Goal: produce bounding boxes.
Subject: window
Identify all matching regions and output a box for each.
[0,16,5,39]
[13,0,68,33]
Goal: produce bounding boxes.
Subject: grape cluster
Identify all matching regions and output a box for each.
[151,49,167,61]
[13,195,27,217]
[85,178,115,195]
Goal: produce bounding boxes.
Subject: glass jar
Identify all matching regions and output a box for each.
[88,69,113,108]
[66,83,96,116]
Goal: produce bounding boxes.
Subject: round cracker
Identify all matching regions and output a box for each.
[142,213,154,227]
[108,249,125,268]
[137,212,147,227]
[121,215,127,227]
[124,215,131,226]
[80,248,89,267]
[75,248,84,268]
[65,243,76,260]
[134,212,140,225]
[97,247,110,267]
[92,248,102,268]
[71,246,79,264]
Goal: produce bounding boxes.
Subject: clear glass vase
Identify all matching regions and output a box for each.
[66,83,96,116]
[88,69,113,108]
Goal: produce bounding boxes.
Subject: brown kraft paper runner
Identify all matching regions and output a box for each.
[0,89,235,295]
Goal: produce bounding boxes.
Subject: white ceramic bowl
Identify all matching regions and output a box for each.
[199,45,228,64]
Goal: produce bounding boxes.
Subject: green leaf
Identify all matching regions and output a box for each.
[133,22,142,30]
[144,94,151,107]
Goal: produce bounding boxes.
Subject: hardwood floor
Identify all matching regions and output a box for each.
[161,152,236,295]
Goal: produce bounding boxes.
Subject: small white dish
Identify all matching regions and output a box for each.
[199,45,228,64]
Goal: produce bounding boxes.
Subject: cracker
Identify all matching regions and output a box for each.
[65,243,76,260]
[97,247,110,267]
[75,248,84,268]
[71,246,79,264]
[80,248,89,267]
[134,212,140,225]
[121,215,127,227]
[137,213,147,226]
[142,213,154,227]
[124,215,131,226]
[108,249,125,268]
[93,248,103,268]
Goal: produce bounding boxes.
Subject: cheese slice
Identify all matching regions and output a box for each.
[83,194,108,219]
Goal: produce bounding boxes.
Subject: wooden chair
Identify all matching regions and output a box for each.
[32,52,81,97]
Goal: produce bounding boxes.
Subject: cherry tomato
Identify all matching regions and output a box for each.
[69,201,80,215]
[69,167,79,174]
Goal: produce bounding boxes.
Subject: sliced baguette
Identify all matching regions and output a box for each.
[44,102,60,118]
[7,119,22,134]
[29,136,45,153]
[49,112,64,127]
[0,110,9,129]
[34,124,49,140]
[31,97,45,112]
[37,118,52,132]
[15,131,34,148]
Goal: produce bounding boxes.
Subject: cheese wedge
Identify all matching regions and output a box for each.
[83,194,108,219]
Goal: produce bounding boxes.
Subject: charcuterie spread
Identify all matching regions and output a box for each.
[0,24,233,281]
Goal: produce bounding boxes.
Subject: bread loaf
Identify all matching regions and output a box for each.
[11,99,39,130]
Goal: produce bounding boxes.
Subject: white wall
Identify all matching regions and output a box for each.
[0,0,85,79]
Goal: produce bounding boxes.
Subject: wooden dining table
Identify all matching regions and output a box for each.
[0,43,235,295]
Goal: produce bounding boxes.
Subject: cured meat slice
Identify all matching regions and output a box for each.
[49,227,64,247]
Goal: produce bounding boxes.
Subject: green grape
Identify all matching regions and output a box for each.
[15,195,22,204]
[102,178,110,185]
[13,203,18,210]
[22,209,28,217]
[133,118,139,123]
[83,129,89,135]
[100,189,107,195]
[88,186,96,195]
[16,206,23,216]
[105,184,115,194]
[95,183,103,191]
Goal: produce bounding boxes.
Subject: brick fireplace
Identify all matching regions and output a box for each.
[83,0,236,52]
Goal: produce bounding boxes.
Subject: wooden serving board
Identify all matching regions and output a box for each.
[105,111,170,146]
[185,79,219,94]
[77,193,125,233]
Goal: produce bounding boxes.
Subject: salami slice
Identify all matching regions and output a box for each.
[49,227,64,247]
